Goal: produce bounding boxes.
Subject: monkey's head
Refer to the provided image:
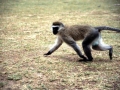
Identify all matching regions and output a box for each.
[52,21,64,35]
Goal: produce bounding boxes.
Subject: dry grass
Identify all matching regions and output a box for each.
[0,0,120,90]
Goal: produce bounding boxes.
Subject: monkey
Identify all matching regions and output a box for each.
[44,21,120,61]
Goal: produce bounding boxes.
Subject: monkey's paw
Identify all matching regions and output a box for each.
[79,59,93,62]
[44,51,51,56]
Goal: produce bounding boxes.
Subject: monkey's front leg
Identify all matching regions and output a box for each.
[44,37,63,56]
[66,41,88,61]
[72,44,88,61]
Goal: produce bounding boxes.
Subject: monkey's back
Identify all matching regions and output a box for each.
[66,25,93,41]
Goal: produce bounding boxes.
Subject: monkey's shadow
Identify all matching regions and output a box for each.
[50,54,112,63]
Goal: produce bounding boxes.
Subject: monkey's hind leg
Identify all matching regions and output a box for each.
[82,31,99,61]
[82,41,93,61]
[92,37,113,60]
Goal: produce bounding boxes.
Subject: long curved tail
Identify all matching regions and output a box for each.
[94,26,120,32]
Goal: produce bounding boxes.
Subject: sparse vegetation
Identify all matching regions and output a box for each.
[0,0,120,90]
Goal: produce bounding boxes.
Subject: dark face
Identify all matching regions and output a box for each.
[52,21,64,35]
[52,27,59,35]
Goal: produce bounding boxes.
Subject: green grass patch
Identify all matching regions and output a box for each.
[7,74,22,81]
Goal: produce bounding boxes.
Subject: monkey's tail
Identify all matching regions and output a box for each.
[94,26,120,32]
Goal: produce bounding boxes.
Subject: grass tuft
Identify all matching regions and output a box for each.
[7,74,22,81]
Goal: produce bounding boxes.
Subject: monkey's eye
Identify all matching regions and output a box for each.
[52,27,59,35]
